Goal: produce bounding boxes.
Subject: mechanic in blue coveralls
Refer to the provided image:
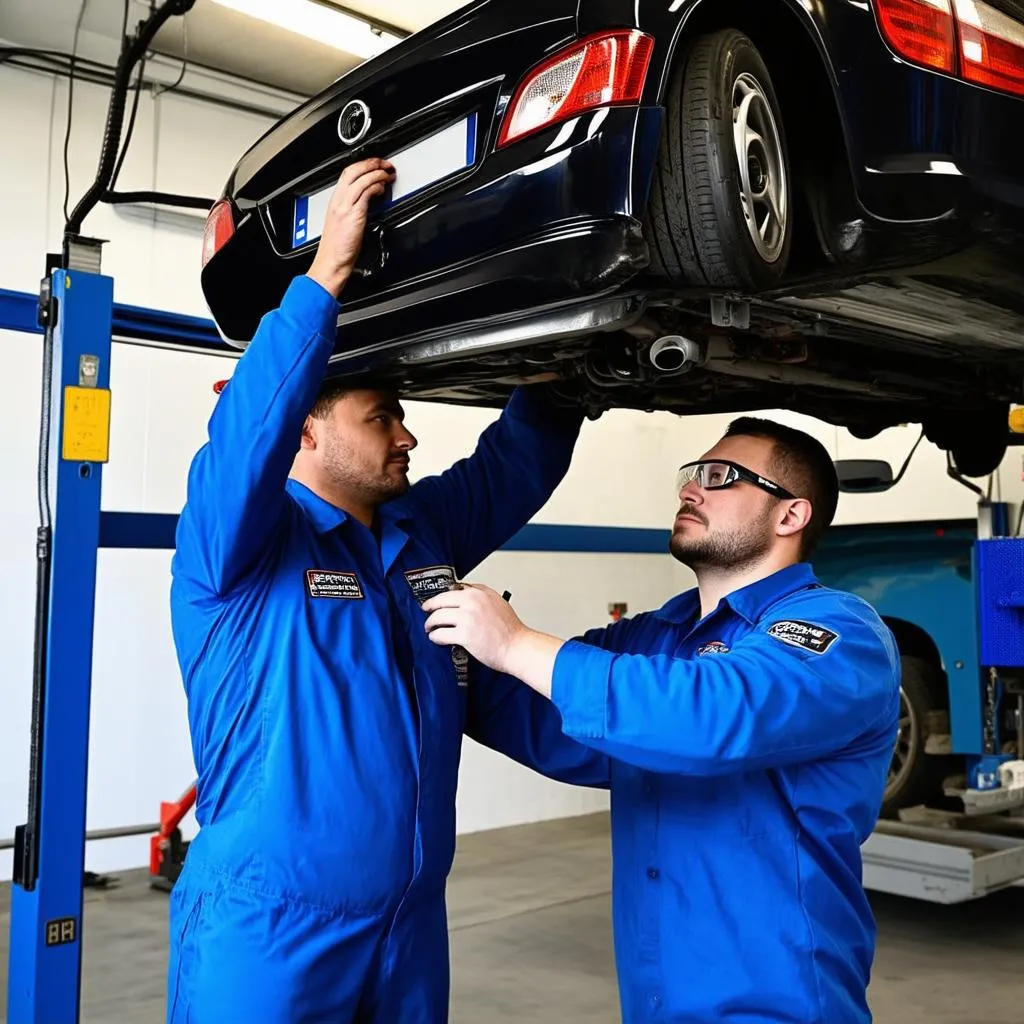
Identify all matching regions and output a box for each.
[167,158,608,1023]
[424,420,902,1024]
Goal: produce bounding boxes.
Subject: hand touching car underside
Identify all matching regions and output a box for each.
[307,158,395,300]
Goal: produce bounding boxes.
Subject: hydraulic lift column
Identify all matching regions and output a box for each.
[7,258,113,1023]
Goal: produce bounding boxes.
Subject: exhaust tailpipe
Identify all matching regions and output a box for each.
[649,335,701,374]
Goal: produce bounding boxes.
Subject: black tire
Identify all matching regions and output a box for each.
[925,404,1008,479]
[646,29,792,290]
[881,655,950,819]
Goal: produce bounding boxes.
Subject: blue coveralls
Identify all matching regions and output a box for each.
[167,275,607,1023]
[551,564,901,1023]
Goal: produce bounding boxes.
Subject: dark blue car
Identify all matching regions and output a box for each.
[200,0,1024,478]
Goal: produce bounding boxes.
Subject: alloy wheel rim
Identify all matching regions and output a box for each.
[886,688,916,799]
[731,72,788,262]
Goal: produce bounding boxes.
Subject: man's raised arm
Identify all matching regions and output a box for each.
[174,159,394,596]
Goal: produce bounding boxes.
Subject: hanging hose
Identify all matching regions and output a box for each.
[64,0,197,238]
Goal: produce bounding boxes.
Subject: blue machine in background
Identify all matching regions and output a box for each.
[813,456,1024,902]
[815,508,1024,812]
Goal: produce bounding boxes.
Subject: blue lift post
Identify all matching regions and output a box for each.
[7,265,113,1023]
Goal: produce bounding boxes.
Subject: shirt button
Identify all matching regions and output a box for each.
[647,867,660,880]
[650,994,662,1008]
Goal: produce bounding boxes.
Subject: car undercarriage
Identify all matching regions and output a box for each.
[358,247,1024,478]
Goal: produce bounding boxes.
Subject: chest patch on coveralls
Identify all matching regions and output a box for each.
[404,565,470,687]
[766,619,839,654]
[305,569,364,599]
[697,641,731,656]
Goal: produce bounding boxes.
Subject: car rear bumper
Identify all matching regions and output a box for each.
[202,105,664,348]
[326,215,650,376]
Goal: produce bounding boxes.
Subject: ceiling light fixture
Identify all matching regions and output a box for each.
[210,0,402,60]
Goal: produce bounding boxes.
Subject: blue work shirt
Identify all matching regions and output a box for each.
[169,275,605,918]
[551,564,900,1023]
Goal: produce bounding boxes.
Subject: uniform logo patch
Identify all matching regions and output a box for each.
[404,565,469,687]
[697,641,731,656]
[766,619,839,655]
[305,569,364,600]
[404,565,458,604]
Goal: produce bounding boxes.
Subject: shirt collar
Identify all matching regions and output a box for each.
[286,478,351,534]
[653,562,819,626]
[723,562,820,623]
[286,478,416,535]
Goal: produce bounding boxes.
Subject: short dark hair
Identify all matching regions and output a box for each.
[309,379,350,420]
[724,416,839,558]
[309,377,403,420]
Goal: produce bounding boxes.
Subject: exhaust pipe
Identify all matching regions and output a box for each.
[649,335,701,374]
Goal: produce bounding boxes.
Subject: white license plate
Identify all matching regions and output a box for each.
[292,113,477,249]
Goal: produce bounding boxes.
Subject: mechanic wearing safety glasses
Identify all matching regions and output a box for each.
[424,421,901,1024]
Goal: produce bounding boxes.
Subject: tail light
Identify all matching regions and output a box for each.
[955,0,1024,96]
[497,30,654,148]
[874,0,956,72]
[874,0,1024,96]
[201,199,236,268]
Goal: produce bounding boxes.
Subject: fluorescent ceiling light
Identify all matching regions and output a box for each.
[210,0,402,59]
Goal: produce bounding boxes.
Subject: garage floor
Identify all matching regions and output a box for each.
[2,812,1023,1023]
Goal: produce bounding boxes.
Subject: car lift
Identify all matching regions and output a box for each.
[1,229,234,1022]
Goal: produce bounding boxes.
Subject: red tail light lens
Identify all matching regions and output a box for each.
[873,0,1024,96]
[498,30,655,148]
[874,0,956,72]
[201,199,236,269]
[955,0,1024,96]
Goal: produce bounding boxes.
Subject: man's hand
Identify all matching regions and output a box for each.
[307,157,395,299]
[422,584,564,698]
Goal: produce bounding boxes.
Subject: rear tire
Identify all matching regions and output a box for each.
[881,655,950,819]
[925,404,1008,479]
[646,29,792,289]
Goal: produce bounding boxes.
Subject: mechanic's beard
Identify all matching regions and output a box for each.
[669,506,774,573]
[322,435,409,508]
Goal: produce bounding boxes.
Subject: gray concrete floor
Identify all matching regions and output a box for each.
[2,812,1023,1022]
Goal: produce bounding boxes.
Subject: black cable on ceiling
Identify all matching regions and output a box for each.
[102,189,214,209]
[1,51,294,119]
[63,0,90,224]
[0,47,304,119]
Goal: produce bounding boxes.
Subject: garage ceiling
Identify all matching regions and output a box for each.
[0,0,470,96]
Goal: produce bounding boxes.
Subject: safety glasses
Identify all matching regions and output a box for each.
[675,460,796,499]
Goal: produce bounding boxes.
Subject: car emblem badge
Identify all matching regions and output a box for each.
[337,99,371,146]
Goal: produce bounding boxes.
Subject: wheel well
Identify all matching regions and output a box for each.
[670,0,858,273]
[882,617,944,670]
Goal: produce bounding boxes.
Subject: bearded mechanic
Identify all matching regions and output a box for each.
[424,418,902,1023]
[167,158,608,1023]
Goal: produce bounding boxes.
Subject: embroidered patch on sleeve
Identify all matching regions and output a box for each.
[766,619,839,655]
[306,570,364,600]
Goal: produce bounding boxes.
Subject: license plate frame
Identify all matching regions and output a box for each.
[291,112,477,250]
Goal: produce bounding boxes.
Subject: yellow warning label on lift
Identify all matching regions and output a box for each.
[62,386,111,463]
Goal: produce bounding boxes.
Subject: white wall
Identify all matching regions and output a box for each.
[1,60,1020,879]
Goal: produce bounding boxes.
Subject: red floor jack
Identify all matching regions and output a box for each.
[149,782,196,892]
